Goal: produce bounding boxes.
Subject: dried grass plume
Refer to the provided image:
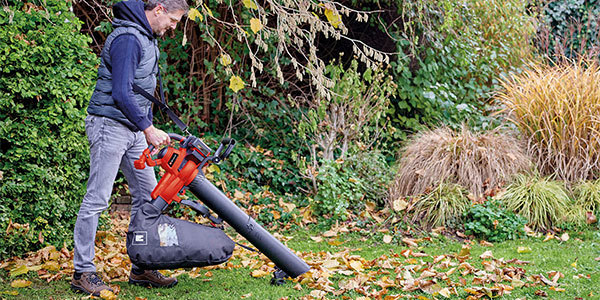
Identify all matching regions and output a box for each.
[389,126,532,207]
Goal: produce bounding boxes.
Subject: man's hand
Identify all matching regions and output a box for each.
[143,125,171,154]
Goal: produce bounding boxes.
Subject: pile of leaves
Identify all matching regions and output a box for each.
[2,206,594,299]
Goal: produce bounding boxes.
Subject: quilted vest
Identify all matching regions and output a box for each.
[87,18,159,131]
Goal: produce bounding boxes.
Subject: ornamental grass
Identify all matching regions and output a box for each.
[499,173,569,231]
[388,126,531,205]
[407,182,470,229]
[496,59,600,183]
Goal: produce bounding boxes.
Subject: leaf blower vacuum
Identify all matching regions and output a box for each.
[126,133,310,284]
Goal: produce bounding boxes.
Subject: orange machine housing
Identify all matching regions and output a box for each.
[134,142,209,205]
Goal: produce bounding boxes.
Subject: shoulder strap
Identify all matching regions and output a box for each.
[132,82,189,133]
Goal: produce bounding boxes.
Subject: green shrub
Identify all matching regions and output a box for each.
[0,0,97,259]
[499,173,569,231]
[312,159,365,221]
[389,0,537,133]
[464,200,526,242]
[408,182,470,229]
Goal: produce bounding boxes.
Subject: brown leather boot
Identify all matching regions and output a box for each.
[129,269,178,288]
[71,272,113,296]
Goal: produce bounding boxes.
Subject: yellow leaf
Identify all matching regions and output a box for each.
[0,290,19,296]
[251,269,269,277]
[42,261,60,272]
[203,4,213,18]
[229,75,245,93]
[324,8,342,28]
[220,53,232,66]
[457,244,471,257]
[383,235,392,244]
[550,286,566,292]
[327,239,343,246]
[9,265,29,277]
[571,260,577,268]
[100,289,117,300]
[207,164,221,174]
[242,0,258,10]
[188,8,203,22]
[10,280,31,288]
[250,18,263,33]
[517,246,531,253]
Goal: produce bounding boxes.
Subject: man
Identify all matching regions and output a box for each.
[71,0,188,296]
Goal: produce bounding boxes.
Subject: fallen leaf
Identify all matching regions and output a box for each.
[550,286,566,292]
[480,250,493,259]
[517,246,531,254]
[100,289,117,300]
[438,287,451,298]
[9,265,29,277]
[0,291,19,296]
[322,230,337,238]
[586,211,597,224]
[458,244,471,257]
[10,280,31,288]
[393,199,408,211]
[559,233,569,242]
[310,236,323,243]
[543,233,554,242]
[479,240,493,247]
[383,235,393,244]
[402,238,418,247]
[251,270,269,278]
[535,290,548,297]
[349,260,364,272]
[241,293,252,298]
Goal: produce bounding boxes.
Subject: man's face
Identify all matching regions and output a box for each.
[154,5,185,36]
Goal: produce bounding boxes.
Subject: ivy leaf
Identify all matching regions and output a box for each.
[324,8,342,28]
[250,18,263,33]
[242,0,258,10]
[188,8,203,22]
[229,75,245,93]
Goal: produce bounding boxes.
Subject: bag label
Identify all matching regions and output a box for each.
[158,223,179,247]
[132,231,147,245]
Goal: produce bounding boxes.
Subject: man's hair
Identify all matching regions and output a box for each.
[144,0,189,13]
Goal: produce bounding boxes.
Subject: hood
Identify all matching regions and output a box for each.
[112,0,153,38]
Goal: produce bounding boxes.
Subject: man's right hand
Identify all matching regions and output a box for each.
[143,125,171,154]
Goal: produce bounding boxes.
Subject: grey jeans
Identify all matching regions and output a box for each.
[73,115,157,272]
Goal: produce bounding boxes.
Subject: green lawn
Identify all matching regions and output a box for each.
[1,228,599,299]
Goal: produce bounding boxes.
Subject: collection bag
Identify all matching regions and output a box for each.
[126,202,234,270]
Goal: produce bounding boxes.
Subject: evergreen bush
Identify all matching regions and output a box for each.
[0,0,97,259]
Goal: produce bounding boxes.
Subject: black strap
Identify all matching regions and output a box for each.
[132,82,189,133]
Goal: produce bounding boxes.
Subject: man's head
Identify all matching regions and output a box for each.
[144,0,189,36]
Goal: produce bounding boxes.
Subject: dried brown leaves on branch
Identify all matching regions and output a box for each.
[188,0,392,98]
